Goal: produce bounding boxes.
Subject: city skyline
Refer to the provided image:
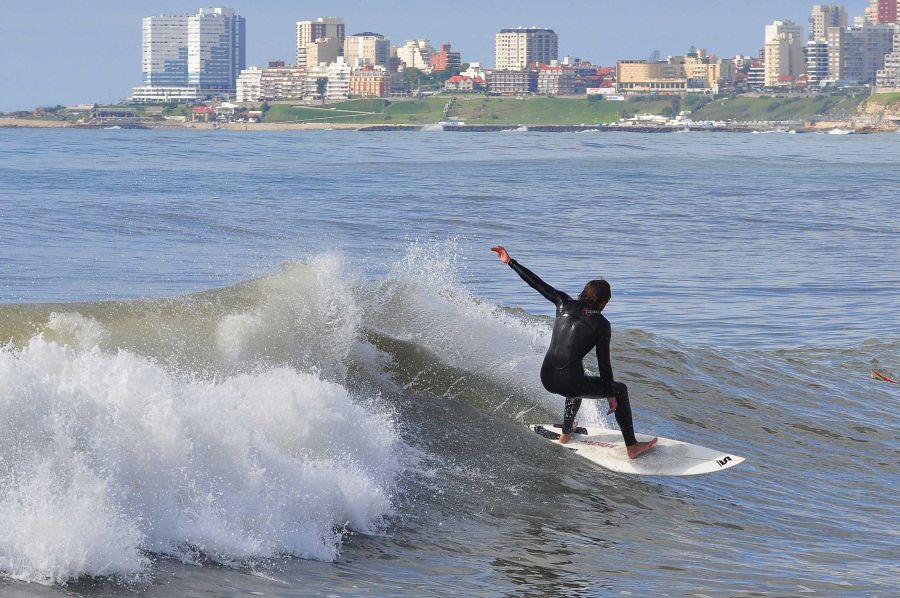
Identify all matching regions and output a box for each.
[0,0,874,110]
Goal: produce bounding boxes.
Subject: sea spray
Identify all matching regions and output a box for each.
[216,255,361,380]
[0,334,399,583]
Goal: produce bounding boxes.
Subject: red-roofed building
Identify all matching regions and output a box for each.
[444,74,483,92]
[192,105,215,122]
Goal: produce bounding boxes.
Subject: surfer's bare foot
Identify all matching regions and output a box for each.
[559,432,572,444]
[627,438,658,459]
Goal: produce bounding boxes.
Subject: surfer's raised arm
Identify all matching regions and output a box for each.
[490,246,569,307]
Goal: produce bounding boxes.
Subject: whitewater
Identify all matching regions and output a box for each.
[0,129,898,596]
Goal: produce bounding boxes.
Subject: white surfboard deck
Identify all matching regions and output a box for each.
[530,424,744,476]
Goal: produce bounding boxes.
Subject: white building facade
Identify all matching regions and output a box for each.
[396,39,434,70]
[827,21,896,83]
[296,17,345,68]
[876,30,900,88]
[345,33,391,67]
[236,67,262,102]
[187,7,246,92]
[133,7,245,102]
[141,15,189,86]
[495,27,558,70]
[763,20,805,86]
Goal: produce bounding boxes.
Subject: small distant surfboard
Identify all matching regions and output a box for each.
[870,369,896,384]
[529,424,744,476]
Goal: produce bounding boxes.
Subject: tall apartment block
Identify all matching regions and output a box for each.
[188,8,246,92]
[494,27,558,70]
[809,5,848,40]
[808,6,847,87]
[345,33,391,67]
[296,17,345,68]
[134,7,245,102]
[827,20,896,83]
[876,30,900,87]
[763,20,804,87]
[875,0,899,23]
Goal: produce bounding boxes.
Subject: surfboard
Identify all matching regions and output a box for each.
[529,424,744,476]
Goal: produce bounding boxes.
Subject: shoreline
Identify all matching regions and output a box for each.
[1,117,896,134]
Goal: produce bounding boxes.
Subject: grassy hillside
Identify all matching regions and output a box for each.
[263,98,446,124]
[691,95,863,121]
[446,96,623,125]
[258,94,871,126]
[866,92,900,107]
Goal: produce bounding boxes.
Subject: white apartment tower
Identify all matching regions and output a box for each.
[809,5,848,41]
[763,20,805,86]
[136,7,245,99]
[296,17,345,68]
[396,40,435,70]
[807,6,847,87]
[345,32,391,67]
[495,27,558,70]
[142,15,189,86]
[236,66,263,102]
[188,7,246,92]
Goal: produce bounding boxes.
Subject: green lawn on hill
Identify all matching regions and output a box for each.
[258,93,870,126]
[690,95,863,121]
[866,92,900,107]
[262,98,447,124]
[446,96,624,125]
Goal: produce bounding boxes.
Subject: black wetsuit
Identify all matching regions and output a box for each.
[508,258,637,445]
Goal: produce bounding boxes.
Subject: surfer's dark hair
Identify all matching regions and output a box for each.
[579,279,611,308]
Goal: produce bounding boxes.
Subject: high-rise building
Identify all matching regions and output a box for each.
[876,30,900,87]
[807,41,831,86]
[306,37,342,67]
[345,33,391,67]
[134,7,245,101]
[827,21,896,83]
[141,15,190,86]
[875,0,899,23]
[188,8,246,92]
[396,40,435,70]
[763,21,805,86]
[809,5,848,41]
[494,27,558,70]
[296,17,345,68]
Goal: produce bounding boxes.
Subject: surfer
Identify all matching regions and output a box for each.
[491,246,657,459]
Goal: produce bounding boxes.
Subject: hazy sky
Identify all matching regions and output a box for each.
[0,0,870,111]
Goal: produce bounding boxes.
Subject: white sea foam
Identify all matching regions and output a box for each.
[0,333,398,584]
[216,255,361,381]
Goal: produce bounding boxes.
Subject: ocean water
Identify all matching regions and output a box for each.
[0,128,898,597]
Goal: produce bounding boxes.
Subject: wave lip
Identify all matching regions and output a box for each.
[0,336,398,584]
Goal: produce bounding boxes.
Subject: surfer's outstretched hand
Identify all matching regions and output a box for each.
[490,246,510,264]
[607,396,617,415]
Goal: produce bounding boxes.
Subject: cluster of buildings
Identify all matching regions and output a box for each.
[130,2,900,106]
[745,2,900,90]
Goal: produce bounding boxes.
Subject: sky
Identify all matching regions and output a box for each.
[0,0,872,111]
